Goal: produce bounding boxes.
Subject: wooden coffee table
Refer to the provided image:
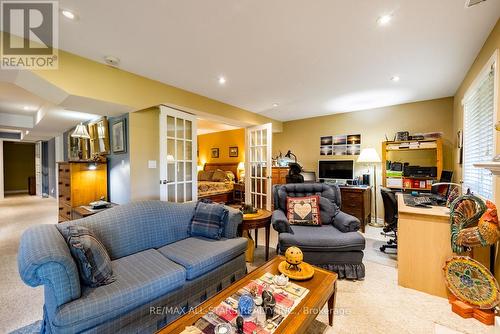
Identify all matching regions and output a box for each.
[157,256,338,334]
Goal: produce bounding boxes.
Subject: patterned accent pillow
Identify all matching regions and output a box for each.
[212,169,229,182]
[190,201,228,239]
[198,170,214,181]
[286,195,321,226]
[225,171,236,182]
[65,225,115,287]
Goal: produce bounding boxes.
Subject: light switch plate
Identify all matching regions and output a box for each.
[148,160,157,169]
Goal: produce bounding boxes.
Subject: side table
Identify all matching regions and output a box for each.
[72,203,118,220]
[239,209,272,263]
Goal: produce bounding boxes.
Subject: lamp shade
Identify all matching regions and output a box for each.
[357,148,381,163]
[71,123,90,139]
[237,162,245,170]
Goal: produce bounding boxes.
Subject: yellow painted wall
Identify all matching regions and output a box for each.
[273,97,455,219]
[198,128,245,165]
[129,107,160,201]
[3,142,35,192]
[452,19,500,278]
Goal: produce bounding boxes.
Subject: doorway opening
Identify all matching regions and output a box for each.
[2,141,36,197]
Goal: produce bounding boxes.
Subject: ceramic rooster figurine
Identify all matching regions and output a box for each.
[455,200,500,249]
[450,193,487,253]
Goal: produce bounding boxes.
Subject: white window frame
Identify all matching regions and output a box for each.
[461,49,499,200]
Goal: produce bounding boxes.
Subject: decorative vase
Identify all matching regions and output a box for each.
[238,294,255,316]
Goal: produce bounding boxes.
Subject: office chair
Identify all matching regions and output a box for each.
[286,162,304,183]
[380,187,398,253]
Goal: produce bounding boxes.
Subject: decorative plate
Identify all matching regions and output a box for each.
[278,261,314,281]
[443,256,500,309]
[243,210,262,219]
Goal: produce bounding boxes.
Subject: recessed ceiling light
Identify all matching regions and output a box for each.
[61,9,77,20]
[272,103,279,108]
[377,14,392,26]
[23,106,36,111]
[391,75,400,82]
[218,76,226,85]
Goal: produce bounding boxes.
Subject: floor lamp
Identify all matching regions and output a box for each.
[357,148,382,227]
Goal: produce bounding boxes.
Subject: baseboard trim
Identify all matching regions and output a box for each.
[4,189,29,194]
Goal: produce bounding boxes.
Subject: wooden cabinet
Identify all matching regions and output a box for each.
[339,186,371,233]
[272,167,289,185]
[58,161,108,223]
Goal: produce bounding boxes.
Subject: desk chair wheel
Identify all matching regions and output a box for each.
[380,244,397,253]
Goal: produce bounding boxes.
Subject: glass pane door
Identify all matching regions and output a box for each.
[245,123,272,210]
[159,106,197,202]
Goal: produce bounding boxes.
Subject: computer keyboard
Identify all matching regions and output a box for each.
[413,196,432,205]
[403,194,433,206]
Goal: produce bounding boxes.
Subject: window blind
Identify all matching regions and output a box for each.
[463,66,495,200]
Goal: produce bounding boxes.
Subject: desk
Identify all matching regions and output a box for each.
[397,194,489,298]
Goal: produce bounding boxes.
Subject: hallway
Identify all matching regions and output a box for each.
[0,195,56,333]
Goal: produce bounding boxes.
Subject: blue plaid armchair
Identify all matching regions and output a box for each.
[272,183,366,279]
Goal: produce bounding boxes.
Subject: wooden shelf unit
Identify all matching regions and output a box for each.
[58,161,108,222]
[382,138,443,192]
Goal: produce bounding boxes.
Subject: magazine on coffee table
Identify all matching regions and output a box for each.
[182,273,310,334]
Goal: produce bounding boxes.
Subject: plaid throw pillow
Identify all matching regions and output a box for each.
[287,195,321,226]
[190,201,228,240]
[65,225,115,288]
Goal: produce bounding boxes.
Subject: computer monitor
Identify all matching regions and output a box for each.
[318,160,354,180]
[431,170,454,199]
[301,171,317,183]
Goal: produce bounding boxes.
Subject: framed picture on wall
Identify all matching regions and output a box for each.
[211,148,219,158]
[112,119,126,153]
[229,146,238,157]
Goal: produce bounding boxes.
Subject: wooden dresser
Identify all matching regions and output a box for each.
[272,167,289,185]
[58,161,108,222]
[339,186,371,233]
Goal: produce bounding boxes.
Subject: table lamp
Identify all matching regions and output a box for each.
[357,148,382,227]
[71,123,90,160]
[237,161,245,182]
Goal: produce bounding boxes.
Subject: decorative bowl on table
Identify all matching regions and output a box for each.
[214,323,233,334]
[279,246,315,281]
[272,274,289,287]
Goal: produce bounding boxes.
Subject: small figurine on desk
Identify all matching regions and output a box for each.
[261,290,276,320]
[236,316,244,333]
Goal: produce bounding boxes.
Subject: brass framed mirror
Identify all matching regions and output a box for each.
[88,117,110,156]
[68,129,90,161]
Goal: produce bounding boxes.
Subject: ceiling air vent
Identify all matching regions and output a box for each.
[465,0,487,8]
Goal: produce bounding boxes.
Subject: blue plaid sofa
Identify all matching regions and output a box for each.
[18,201,247,334]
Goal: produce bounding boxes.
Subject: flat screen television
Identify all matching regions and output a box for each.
[318,160,354,180]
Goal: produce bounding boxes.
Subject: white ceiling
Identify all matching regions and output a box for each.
[56,0,500,121]
[0,73,132,141]
[197,118,240,135]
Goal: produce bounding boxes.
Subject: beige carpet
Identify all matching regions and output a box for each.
[0,195,54,333]
[1,195,495,333]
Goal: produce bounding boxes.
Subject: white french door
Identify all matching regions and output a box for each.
[35,141,42,197]
[245,123,273,210]
[159,106,197,202]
